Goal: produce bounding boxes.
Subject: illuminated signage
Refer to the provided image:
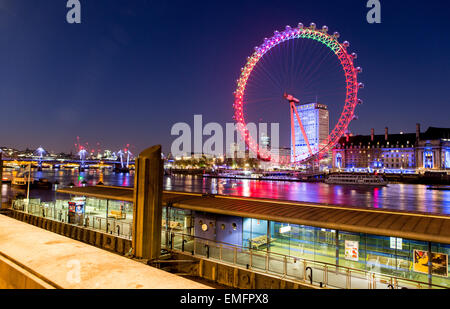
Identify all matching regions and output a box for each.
[279,226,291,234]
[344,240,359,262]
[68,199,85,215]
[445,150,450,169]
[413,250,448,278]
[390,237,402,250]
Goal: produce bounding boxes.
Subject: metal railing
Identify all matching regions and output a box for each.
[162,229,448,290]
[12,200,133,240]
[11,200,448,289]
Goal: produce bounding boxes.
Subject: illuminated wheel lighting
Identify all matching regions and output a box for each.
[233,23,362,165]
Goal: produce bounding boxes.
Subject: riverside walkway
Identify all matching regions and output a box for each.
[0,215,210,289]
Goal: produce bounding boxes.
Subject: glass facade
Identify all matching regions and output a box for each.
[445,149,450,169]
[335,153,342,168]
[84,197,133,220]
[13,197,134,238]
[13,195,450,288]
[162,207,450,288]
[424,150,434,169]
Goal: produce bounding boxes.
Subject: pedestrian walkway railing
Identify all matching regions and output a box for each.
[12,199,132,240]
[9,199,448,289]
[162,229,448,290]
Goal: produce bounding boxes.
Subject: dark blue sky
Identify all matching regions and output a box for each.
[0,0,449,154]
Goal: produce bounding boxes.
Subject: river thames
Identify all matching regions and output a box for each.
[2,168,450,215]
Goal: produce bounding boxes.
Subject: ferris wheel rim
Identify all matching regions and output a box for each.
[233,24,360,165]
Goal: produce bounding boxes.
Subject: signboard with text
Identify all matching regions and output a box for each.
[344,240,359,262]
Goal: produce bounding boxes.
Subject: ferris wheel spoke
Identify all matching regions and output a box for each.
[234,23,361,165]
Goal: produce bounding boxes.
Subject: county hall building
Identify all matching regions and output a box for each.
[332,124,450,172]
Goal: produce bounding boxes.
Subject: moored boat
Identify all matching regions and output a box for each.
[325,173,388,186]
[12,175,34,189]
[427,185,450,191]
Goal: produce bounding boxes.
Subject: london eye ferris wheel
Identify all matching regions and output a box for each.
[233,22,364,166]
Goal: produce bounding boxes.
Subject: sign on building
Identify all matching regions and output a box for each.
[413,250,448,278]
[390,237,402,250]
[345,240,359,262]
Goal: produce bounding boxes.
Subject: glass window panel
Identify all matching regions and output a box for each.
[269,221,290,257]
[339,231,365,271]
[242,218,252,249]
[431,243,450,288]
[250,219,267,252]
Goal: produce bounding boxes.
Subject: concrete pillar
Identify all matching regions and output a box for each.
[132,145,164,260]
[335,230,339,267]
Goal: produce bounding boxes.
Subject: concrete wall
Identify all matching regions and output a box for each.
[194,212,243,247]
[216,216,243,247]
[194,213,282,249]
[194,212,216,241]
[3,210,132,256]
[0,214,211,289]
[171,252,317,289]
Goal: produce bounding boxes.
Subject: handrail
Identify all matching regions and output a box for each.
[163,229,372,272]
[12,201,133,240]
[164,229,448,289]
[12,199,449,289]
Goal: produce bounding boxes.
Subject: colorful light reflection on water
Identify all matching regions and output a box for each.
[2,169,450,216]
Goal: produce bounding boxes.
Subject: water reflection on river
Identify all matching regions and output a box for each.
[2,168,450,215]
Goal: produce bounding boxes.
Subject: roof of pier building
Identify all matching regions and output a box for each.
[57,186,450,245]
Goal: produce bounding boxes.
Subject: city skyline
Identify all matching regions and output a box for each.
[0,0,449,155]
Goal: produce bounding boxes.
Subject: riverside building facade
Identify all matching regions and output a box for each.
[332,124,450,172]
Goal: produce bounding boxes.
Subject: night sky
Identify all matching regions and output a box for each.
[0,0,449,154]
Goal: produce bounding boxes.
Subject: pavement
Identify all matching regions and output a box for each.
[0,214,211,289]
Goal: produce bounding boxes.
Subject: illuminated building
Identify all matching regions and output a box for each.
[291,102,329,162]
[270,147,291,168]
[332,124,450,172]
